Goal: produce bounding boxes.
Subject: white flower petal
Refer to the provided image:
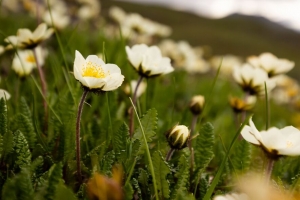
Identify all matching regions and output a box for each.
[33,23,47,39]
[241,125,260,145]
[0,89,11,100]
[83,77,106,89]
[102,74,125,91]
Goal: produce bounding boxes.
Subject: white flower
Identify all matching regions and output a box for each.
[4,23,54,49]
[73,50,124,91]
[0,89,11,100]
[210,55,243,76]
[12,46,47,76]
[109,6,127,24]
[77,0,101,20]
[125,44,174,77]
[233,64,276,95]
[241,117,300,156]
[213,193,249,200]
[247,52,294,77]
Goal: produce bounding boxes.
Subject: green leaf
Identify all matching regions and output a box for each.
[100,151,115,176]
[203,115,252,200]
[45,163,63,200]
[171,152,190,199]
[132,178,142,199]
[0,98,8,136]
[13,114,37,148]
[20,97,32,118]
[113,123,129,161]
[14,130,31,168]
[53,182,77,200]
[124,182,134,200]
[152,151,170,199]
[138,168,151,198]
[1,130,14,159]
[198,176,209,200]
[232,139,252,173]
[133,108,158,155]
[2,169,34,200]
[194,122,215,180]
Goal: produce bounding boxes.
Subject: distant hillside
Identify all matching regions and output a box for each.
[102,0,300,75]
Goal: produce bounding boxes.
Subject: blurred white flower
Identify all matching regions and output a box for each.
[241,117,300,156]
[43,2,70,30]
[124,80,147,98]
[213,193,249,200]
[5,23,54,49]
[77,0,101,20]
[125,44,174,77]
[109,6,127,24]
[0,89,11,100]
[210,54,243,76]
[12,46,47,76]
[0,45,5,55]
[233,64,276,96]
[73,50,124,91]
[247,52,294,77]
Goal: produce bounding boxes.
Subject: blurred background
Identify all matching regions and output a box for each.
[102,0,300,75]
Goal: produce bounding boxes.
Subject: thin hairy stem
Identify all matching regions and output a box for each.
[166,148,175,161]
[33,47,48,131]
[265,157,275,184]
[129,76,144,138]
[76,88,89,183]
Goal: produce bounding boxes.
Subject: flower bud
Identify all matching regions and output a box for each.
[189,95,205,115]
[229,95,256,113]
[166,125,190,149]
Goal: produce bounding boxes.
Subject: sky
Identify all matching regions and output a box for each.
[117,0,300,32]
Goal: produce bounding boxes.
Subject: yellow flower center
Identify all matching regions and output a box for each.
[286,141,294,148]
[26,54,36,63]
[82,61,107,78]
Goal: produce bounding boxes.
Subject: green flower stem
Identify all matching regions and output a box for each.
[188,114,198,178]
[264,82,270,130]
[129,75,144,138]
[76,88,89,183]
[165,148,175,161]
[129,97,159,200]
[265,157,275,183]
[33,47,48,131]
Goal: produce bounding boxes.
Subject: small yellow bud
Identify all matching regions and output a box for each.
[166,125,190,149]
[189,95,205,115]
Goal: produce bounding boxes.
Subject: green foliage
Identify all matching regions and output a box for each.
[1,130,14,159]
[171,151,190,199]
[12,114,37,148]
[45,163,63,200]
[113,123,129,162]
[100,151,115,176]
[194,122,215,181]
[133,108,158,155]
[152,151,170,199]
[0,98,8,136]
[14,130,31,169]
[231,139,252,173]
[138,168,151,198]
[2,169,34,200]
[124,182,134,200]
[53,182,77,200]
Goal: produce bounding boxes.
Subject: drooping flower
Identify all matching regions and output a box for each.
[125,44,174,77]
[241,117,300,156]
[0,89,11,100]
[166,125,190,150]
[4,23,54,49]
[233,64,276,96]
[189,95,205,115]
[11,46,47,76]
[247,52,294,77]
[73,50,124,91]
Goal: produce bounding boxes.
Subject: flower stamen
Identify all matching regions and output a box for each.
[82,61,107,78]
